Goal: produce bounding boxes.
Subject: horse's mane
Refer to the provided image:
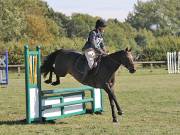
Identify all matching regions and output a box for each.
[108,50,124,57]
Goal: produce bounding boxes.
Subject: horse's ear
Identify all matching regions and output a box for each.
[125,47,132,52]
[125,47,128,52]
[129,48,132,52]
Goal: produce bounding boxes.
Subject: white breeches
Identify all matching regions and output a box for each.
[84,49,96,69]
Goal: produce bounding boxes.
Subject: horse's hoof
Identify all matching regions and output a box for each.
[44,80,52,84]
[51,82,60,86]
[118,111,124,116]
[113,118,118,123]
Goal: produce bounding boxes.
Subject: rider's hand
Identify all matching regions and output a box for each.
[102,51,108,56]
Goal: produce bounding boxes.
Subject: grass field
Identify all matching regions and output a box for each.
[0,68,180,135]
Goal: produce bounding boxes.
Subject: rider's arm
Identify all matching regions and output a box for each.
[89,31,97,48]
[98,39,108,55]
[100,41,107,53]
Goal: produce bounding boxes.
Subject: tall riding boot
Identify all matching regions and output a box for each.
[81,65,90,82]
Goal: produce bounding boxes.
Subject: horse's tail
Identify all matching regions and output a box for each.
[41,49,62,78]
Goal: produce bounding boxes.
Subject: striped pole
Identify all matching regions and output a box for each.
[167,52,180,74]
[178,52,180,73]
[5,51,8,84]
[167,52,170,73]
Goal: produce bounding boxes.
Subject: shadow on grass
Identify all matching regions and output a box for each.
[86,109,103,115]
[0,119,69,125]
[0,109,102,125]
[0,119,26,125]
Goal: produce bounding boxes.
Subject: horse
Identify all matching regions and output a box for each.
[41,48,136,122]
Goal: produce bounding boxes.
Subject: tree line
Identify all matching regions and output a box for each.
[0,0,179,64]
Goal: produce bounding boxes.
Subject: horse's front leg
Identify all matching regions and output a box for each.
[112,90,124,115]
[103,83,119,122]
[108,95,118,122]
[104,83,123,122]
[109,77,124,115]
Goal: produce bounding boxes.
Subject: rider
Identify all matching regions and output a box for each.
[81,18,108,81]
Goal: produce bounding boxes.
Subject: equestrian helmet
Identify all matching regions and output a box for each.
[95,19,107,28]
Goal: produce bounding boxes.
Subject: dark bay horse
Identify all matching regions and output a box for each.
[41,48,136,122]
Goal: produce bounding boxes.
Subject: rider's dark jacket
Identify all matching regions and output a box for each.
[82,29,105,55]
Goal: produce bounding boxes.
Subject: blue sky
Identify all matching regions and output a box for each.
[44,0,149,22]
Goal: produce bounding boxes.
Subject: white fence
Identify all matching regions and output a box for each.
[167,52,180,74]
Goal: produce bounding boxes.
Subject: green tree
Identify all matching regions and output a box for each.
[49,12,70,36]
[66,13,97,38]
[105,19,137,51]
[126,0,180,36]
[0,0,26,42]
[135,29,155,48]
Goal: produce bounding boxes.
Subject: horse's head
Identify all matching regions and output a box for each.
[120,48,136,73]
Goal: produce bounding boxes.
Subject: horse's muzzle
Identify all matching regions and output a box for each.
[129,68,136,73]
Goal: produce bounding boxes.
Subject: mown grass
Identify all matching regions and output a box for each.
[0,68,180,135]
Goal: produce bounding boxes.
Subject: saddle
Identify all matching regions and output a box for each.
[75,55,101,75]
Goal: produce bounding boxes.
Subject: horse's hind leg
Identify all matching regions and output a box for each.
[51,75,60,86]
[44,71,53,84]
